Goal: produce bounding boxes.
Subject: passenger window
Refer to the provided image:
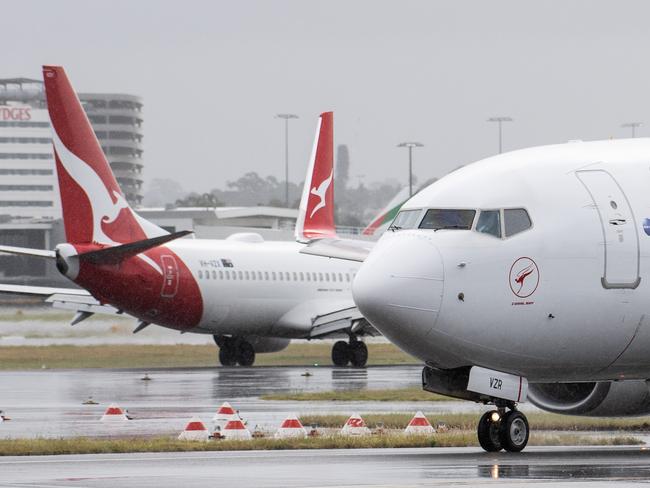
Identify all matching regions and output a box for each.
[251,272,256,281]
[338,273,343,282]
[219,271,224,279]
[504,209,532,237]
[306,273,311,281]
[279,272,284,281]
[238,271,243,280]
[300,272,304,281]
[390,209,421,230]
[265,272,269,280]
[272,272,276,280]
[285,272,290,281]
[245,271,250,280]
[319,273,323,281]
[293,272,298,281]
[225,271,230,280]
[476,210,501,238]
[332,273,337,282]
[346,274,350,282]
[232,271,237,280]
[419,209,475,230]
[212,271,217,279]
[198,270,203,279]
[258,271,263,280]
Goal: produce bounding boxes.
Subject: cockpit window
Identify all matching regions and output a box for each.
[389,209,421,230]
[476,210,501,238]
[504,208,531,237]
[418,209,475,230]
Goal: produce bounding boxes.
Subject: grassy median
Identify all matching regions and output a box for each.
[262,387,447,402]
[0,343,417,369]
[299,412,650,432]
[0,432,642,456]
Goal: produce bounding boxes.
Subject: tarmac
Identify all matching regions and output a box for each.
[0,365,502,438]
[2,446,650,487]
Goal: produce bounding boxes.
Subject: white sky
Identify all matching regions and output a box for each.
[4,0,650,192]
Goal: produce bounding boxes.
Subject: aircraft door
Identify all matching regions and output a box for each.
[160,255,179,297]
[576,169,640,289]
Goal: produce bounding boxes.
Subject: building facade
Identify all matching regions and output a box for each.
[0,78,144,222]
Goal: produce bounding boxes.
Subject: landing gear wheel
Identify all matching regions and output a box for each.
[236,341,256,367]
[349,341,368,367]
[218,344,237,366]
[499,410,529,452]
[331,340,350,366]
[477,410,502,452]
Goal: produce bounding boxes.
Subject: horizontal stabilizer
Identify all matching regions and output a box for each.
[0,245,55,259]
[78,230,192,265]
[300,238,374,262]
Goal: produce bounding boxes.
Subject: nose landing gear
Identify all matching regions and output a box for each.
[477,402,529,452]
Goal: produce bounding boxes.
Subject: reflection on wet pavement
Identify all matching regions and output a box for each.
[1,365,489,438]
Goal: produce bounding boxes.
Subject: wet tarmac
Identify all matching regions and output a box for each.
[2,446,649,487]
[0,366,500,438]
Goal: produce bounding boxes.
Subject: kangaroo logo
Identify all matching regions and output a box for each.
[309,170,333,219]
[509,257,539,298]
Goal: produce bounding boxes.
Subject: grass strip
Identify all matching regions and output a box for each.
[0,343,417,369]
[0,432,641,456]
[300,412,650,431]
[262,387,447,402]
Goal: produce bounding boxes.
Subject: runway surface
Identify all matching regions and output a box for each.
[2,446,650,487]
[0,365,503,438]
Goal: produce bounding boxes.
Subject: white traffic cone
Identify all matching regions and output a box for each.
[100,404,130,421]
[212,402,236,430]
[178,417,210,441]
[404,411,436,435]
[222,417,252,440]
[340,413,371,436]
[274,414,307,439]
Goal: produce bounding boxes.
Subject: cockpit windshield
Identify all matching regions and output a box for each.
[418,209,475,230]
[388,209,422,231]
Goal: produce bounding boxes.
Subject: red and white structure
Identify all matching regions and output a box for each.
[100,404,130,421]
[404,411,435,435]
[274,414,307,439]
[340,413,371,436]
[222,417,252,440]
[212,402,237,430]
[178,417,210,441]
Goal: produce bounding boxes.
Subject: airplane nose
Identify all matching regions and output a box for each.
[352,233,444,359]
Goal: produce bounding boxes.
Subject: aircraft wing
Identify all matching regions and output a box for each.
[275,298,378,339]
[0,284,121,317]
[299,238,374,262]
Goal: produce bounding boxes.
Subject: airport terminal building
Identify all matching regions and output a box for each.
[0,77,144,222]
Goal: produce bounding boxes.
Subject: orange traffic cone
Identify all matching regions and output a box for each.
[340,413,371,436]
[222,417,252,440]
[275,414,307,438]
[178,417,210,441]
[100,404,130,421]
[404,411,435,435]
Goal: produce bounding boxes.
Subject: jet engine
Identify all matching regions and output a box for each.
[528,380,650,416]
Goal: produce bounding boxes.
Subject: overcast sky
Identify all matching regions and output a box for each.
[4,0,650,193]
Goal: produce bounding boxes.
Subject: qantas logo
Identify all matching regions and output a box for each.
[509,257,539,298]
[309,170,333,218]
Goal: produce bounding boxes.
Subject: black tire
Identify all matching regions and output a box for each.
[219,345,237,366]
[499,410,529,452]
[477,410,502,452]
[349,341,368,367]
[331,340,350,366]
[236,341,256,367]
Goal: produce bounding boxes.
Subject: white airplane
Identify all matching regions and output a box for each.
[301,136,650,452]
[0,65,376,367]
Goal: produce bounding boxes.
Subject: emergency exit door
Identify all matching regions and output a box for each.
[576,169,640,289]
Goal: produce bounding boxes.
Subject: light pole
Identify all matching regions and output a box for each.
[397,142,424,197]
[275,113,299,207]
[487,116,513,154]
[621,122,643,138]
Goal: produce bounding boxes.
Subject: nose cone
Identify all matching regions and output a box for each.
[353,233,444,360]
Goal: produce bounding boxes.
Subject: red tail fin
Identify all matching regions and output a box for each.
[43,66,164,245]
[295,112,336,242]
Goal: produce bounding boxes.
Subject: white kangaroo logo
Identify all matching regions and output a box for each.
[309,170,333,218]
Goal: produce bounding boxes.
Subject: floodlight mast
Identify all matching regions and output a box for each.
[275,113,299,206]
[397,142,424,197]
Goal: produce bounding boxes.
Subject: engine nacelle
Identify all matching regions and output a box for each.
[244,336,291,353]
[528,380,650,416]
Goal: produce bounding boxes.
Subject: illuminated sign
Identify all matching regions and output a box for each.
[0,106,31,121]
